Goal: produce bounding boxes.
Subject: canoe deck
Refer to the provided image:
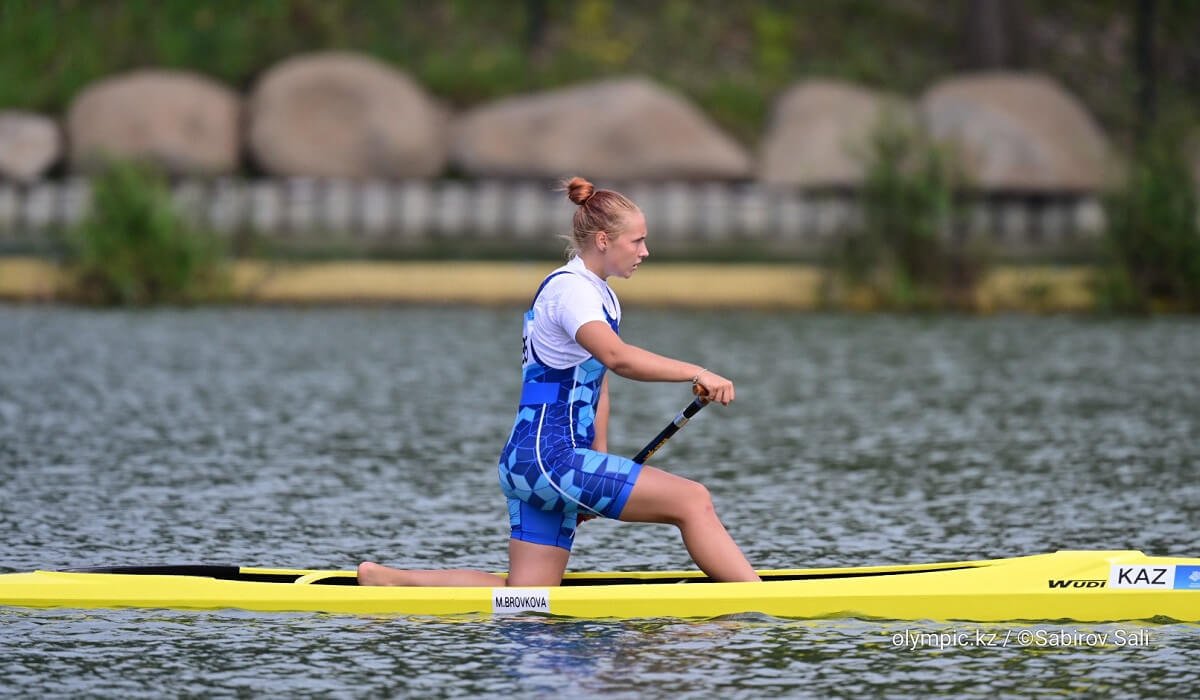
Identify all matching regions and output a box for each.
[2,550,1198,622]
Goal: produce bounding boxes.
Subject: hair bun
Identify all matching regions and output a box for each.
[564,176,595,206]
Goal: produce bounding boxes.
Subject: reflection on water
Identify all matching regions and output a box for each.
[1,306,1199,695]
[3,608,1198,697]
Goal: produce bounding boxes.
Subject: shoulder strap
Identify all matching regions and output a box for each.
[600,284,617,310]
[528,270,574,310]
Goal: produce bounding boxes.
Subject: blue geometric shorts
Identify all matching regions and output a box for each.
[500,448,643,551]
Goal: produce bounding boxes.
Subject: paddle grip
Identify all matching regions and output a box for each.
[631,396,709,464]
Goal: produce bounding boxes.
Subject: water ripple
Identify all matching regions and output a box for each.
[2,306,1199,695]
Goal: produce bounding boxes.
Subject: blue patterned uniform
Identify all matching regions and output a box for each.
[497,269,644,551]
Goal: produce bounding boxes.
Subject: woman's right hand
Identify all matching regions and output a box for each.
[694,370,735,406]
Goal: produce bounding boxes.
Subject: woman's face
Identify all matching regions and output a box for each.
[602,211,649,279]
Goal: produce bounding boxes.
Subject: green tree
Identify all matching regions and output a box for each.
[831,116,982,309]
[1100,130,1200,311]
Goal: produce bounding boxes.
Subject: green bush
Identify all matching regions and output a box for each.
[66,160,227,305]
[828,115,982,309]
[1098,131,1200,312]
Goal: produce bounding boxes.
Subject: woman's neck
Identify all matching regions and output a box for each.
[577,250,608,280]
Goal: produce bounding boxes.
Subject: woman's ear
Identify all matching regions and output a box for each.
[596,231,608,252]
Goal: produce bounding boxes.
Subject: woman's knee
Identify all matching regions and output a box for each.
[670,478,716,524]
[621,467,716,525]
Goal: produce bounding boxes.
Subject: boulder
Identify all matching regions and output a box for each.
[451,77,751,181]
[759,80,914,187]
[247,52,447,178]
[919,72,1112,191]
[0,111,61,182]
[66,70,240,175]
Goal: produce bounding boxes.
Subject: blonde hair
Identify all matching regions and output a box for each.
[559,176,640,257]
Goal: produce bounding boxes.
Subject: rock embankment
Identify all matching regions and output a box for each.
[247,52,448,179]
[66,70,241,176]
[920,73,1112,191]
[0,51,1131,197]
[0,112,60,183]
[451,77,751,181]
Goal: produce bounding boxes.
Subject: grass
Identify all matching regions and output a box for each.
[64,160,228,305]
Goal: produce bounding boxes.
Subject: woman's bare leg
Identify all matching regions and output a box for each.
[506,539,570,586]
[356,562,506,587]
[617,466,760,582]
[357,539,569,587]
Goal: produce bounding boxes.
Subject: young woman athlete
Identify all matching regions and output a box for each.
[358,177,759,587]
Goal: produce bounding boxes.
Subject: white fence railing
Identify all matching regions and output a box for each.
[0,178,1107,258]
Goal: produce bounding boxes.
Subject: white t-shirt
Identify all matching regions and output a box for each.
[527,256,622,370]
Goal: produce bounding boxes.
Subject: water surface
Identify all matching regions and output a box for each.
[2,306,1198,696]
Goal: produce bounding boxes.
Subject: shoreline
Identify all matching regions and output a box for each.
[0,257,1097,312]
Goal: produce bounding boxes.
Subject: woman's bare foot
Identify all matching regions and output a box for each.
[357,561,402,586]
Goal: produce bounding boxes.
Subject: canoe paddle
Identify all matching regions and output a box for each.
[632,393,709,464]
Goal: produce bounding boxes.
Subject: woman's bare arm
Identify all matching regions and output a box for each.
[575,321,735,405]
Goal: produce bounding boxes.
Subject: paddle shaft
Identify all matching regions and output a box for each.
[632,396,709,464]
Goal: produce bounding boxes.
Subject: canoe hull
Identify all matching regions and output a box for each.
[2,550,1198,622]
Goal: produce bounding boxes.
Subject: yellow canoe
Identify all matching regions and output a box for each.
[2,550,1198,622]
